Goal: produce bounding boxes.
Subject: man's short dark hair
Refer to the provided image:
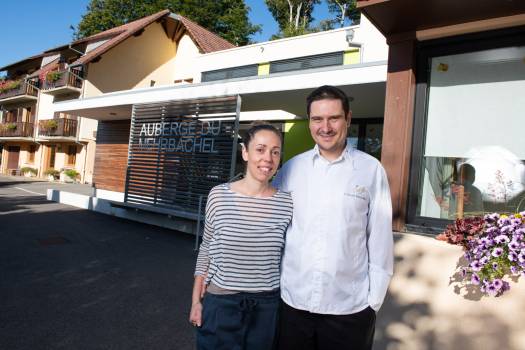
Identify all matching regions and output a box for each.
[306,85,350,118]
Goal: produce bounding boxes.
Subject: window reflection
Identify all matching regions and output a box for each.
[418,149,525,219]
[416,45,525,220]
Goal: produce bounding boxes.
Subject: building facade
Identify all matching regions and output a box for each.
[52,11,389,225]
[357,0,525,232]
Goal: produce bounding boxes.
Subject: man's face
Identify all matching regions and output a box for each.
[309,98,350,160]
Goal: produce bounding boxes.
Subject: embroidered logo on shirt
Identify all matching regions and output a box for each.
[344,185,367,200]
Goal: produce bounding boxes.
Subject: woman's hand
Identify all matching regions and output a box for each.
[189,301,203,327]
[190,275,206,327]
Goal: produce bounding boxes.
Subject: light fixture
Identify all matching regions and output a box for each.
[345,29,355,44]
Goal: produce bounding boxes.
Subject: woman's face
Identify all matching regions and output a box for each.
[242,130,282,183]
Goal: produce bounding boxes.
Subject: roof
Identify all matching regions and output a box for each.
[1,10,236,73]
[0,52,48,72]
[174,14,236,53]
[357,0,525,37]
[70,10,235,67]
[70,10,171,66]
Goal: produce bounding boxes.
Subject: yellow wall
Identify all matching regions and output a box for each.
[172,34,201,82]
[84,22,179,96]
[283,120,315,162]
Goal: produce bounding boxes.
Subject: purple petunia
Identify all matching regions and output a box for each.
[440,212,525,297]
[495,235,510,244]
[486,283,498,296]
[492,247,504,258]
[493,279,503,290]
[470,261,482,271]
[509,240,520,250]
[518,251,525,264]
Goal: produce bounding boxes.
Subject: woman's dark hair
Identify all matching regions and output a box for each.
[306,85,350,118]
[243,121,282,149]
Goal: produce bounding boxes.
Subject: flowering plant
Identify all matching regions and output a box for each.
[46,71,62,83]
[0,79,21,94]
[437,213,525,297]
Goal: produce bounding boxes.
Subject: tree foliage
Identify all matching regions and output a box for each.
[75,0,261,46]
[265,0,320,39]
[326,0,359,28]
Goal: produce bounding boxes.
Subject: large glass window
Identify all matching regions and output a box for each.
[415,45,525,222]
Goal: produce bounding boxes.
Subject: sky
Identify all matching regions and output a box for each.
[0,0,333,69]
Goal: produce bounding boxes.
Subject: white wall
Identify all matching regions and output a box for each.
[195,16,388,80]
[36,92,56,120]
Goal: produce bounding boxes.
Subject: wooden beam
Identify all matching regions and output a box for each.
[380,35,417,231]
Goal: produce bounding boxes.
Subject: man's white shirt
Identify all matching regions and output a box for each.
[273,143,393,314]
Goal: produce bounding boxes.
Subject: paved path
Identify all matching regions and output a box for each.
[0,176,197,350]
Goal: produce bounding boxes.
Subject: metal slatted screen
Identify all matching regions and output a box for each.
[201,64,258,82]
[125,96,240,215]
[270,51,343,74]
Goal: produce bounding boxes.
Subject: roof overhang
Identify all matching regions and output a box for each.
[357,0,525,38]
[54,61,387,120]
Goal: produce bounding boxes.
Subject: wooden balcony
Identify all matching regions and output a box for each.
[41,70,83,96]
[38,118,78,139]
[0,81,38,103]
[0,121,34,138]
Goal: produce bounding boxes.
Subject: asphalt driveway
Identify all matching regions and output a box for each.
[0,176,197,350]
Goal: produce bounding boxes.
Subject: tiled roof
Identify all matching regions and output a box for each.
[0,52,48,72]
[71,10,235,67]
[71,10,171,66]
[175,15,236,53]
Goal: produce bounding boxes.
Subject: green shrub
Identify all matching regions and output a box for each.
[41,119,58,130]
[20,167,37,175]
[0,79,21,93]
[44,168,60,178]
[46,71,62,82]
[63,169,79,179]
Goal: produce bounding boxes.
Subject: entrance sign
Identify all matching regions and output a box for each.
[125,96,240,215]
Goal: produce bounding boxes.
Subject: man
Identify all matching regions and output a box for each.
[273,85,393,350]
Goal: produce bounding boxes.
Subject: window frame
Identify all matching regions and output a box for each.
[66,145,77,166]
[28,145,36,163]
[406,25,525,234]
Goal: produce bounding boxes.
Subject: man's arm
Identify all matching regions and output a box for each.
[367,165,394,311]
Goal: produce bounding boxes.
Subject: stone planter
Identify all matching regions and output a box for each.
[60,172,76,183]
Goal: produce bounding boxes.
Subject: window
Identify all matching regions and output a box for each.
[67,145,77,165]
[5,108,18,122]
[408,28,525,231]
[28,145,37,163]
[269,52,343,74]
[347,118,383,160]
[201,64,258,82]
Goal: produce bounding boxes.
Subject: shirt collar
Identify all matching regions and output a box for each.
[311,140,355,165]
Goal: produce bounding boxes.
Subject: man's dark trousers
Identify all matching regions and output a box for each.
[277,301,376,350]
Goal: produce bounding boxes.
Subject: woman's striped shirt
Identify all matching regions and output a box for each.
[195,183,293,292]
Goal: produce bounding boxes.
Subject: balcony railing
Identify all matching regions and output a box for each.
[0,122,34,137]
[41,70,83,93]
[38,118,77,137]
[0,81,38,101]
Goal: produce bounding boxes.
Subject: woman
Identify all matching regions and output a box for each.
[189,122,293,350]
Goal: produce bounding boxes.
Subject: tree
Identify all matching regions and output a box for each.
[326,0,360,28]
[265,0,320,39]
[75,0,261,46]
